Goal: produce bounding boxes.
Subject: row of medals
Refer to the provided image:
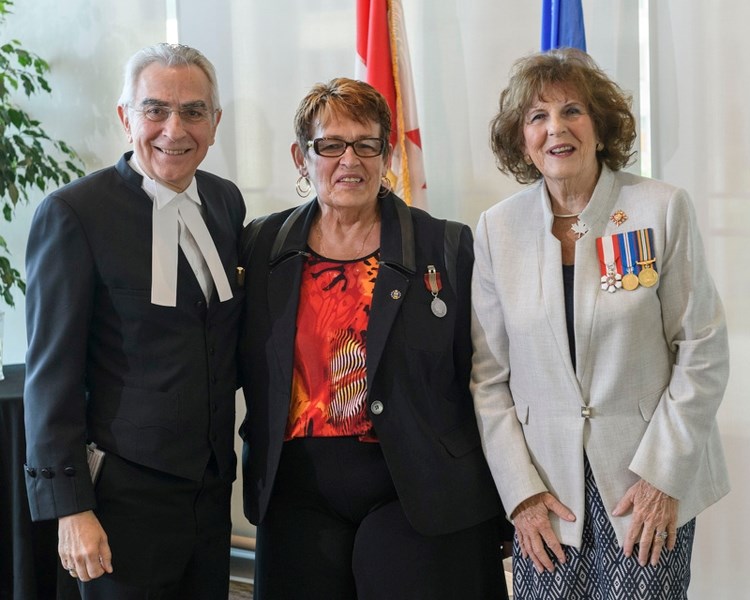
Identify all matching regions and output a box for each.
[601,260,658,293]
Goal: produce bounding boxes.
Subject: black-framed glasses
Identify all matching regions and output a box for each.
[307,137,385,158]
[130,104,217,124]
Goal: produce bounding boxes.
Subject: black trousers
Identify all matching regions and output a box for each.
[77,452,233,600]
[254,437,508,600]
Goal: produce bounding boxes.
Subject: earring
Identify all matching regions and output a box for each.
[295,175,312,198]
[523,155,533,165]
[596,142,604,152]
[378,174,392,198]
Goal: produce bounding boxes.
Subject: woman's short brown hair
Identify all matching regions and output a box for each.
[294,77,392,152]
[490,48,637,184]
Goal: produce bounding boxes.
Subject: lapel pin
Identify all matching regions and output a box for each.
[610,209,628,226]
[571,218,589,239]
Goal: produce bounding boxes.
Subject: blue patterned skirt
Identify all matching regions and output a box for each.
[512,457,695,600]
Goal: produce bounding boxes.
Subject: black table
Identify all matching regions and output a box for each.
[0,364,79,599]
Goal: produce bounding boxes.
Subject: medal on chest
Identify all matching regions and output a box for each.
[597,228,659,293]
[635,228,659,287]
[596,235,623,293]
[618,230,640,290]
[424,265,447,318]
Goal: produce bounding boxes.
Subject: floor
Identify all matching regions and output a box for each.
[229,547,254,598]
[228,579,253,599]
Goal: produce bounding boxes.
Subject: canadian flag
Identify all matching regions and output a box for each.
[356,0,427,208]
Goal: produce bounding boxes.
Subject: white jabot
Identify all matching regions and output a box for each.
[128,156,233,307]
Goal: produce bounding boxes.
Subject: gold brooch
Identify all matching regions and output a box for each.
[610,210,628,226]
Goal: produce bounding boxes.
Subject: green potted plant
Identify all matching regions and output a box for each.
[0,0,85,376]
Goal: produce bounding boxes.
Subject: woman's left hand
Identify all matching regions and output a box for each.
[612,479,678,566]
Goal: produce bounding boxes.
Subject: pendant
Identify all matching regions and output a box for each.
[424,264,447,318]
[600,267,622,293]
[622,272,639,291]
[571,218,589,238]
[618,231,640,291]
[638,266,659,287]
[431,296,447,318]
[635,229,659,287]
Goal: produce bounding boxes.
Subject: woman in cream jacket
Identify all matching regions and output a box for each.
[471,49,729,599]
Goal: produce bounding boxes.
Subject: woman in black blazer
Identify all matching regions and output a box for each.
[238,78,510,599]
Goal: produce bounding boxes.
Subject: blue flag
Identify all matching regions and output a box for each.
[541,0,586,51]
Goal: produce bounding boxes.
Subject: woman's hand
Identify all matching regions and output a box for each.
[613,479,678,566]
[511,492,576,573]
[58,510,113,582]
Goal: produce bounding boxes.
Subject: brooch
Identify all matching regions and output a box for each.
[571,218,589,239]
[610,209,628,226]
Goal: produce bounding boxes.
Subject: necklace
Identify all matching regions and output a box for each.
[317,215,378,260]
[552,211,582,218]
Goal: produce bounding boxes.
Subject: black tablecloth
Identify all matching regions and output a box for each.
[0,364,79,600]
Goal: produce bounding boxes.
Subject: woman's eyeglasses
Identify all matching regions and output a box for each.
[307,137,385,158]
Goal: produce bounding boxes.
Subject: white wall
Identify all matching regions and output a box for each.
[1,0,168,364]
[2,1,747,594]
[649,3,750,596]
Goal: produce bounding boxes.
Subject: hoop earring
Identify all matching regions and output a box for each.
[295,175,312,198]
[378,174,392,198]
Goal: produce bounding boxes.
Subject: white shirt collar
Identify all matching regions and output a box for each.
[128,154,201,209]
[127,154,231,307]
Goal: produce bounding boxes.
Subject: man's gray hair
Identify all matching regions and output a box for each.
[118,43,221,111]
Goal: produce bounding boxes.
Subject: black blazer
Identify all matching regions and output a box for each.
[238,193,507,536]
[23,152,246,521]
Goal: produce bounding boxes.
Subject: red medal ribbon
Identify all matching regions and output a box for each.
[595,235,622,277]
[424,265,442,294]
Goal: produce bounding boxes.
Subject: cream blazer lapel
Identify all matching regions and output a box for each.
[570,167,618,382]
[537,185,578,385]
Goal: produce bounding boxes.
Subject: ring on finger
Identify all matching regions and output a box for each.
[655,530,668,542]
[69,568,78,578]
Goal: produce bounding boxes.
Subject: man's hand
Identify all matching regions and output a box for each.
[58,511,113,582]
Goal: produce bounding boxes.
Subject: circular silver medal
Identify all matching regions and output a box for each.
[431,296,447,318]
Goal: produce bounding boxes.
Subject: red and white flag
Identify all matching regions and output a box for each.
[356,0,427,208]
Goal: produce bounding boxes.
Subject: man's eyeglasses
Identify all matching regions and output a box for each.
[130,104,217,124]
[307,138,385,158]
